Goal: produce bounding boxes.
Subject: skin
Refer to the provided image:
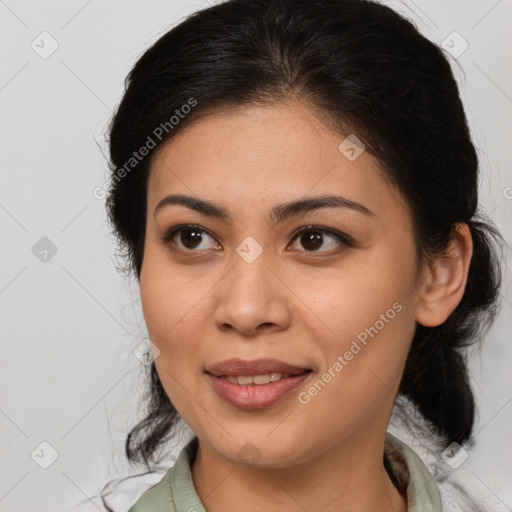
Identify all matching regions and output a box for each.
[139,98,473,512]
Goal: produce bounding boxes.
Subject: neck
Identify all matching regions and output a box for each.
[191,433,407,512]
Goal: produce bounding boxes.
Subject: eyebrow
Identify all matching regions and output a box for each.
[154,193,376,223]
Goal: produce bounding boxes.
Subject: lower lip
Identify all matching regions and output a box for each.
[207,372,311,410]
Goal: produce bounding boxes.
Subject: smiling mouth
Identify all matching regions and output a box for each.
[206,370,313,410]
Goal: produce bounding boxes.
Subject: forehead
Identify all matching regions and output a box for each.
[146,100,408,222]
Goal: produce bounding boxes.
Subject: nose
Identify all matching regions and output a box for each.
[212,252,293,337]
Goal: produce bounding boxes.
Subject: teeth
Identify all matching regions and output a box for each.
[237,375,255,385]
[224,373,290,385]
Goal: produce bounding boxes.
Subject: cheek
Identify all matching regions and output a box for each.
[140,265,189,366]
[139,268,173,343]
[301,254,406,340]
[140,260,204,414]
[139,247,200,343]
[139,249,217,391]
[302,252,415,388]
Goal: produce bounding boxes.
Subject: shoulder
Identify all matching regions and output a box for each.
[127,469,175,512]
[128,437,203,512]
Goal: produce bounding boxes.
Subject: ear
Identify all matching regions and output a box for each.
[415,223,473,327]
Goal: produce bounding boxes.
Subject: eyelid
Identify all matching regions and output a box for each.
[161,223,219,249]
[289,224,354,249]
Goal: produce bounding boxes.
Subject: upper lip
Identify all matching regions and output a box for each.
[206,358,311,377]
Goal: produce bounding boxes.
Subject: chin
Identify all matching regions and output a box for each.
[212,436,307,469]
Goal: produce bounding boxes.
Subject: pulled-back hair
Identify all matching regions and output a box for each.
[102,0,504,505]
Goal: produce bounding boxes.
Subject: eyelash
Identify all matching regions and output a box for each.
[161,223,354,257]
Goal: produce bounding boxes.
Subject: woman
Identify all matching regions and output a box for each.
[102,0,504,510]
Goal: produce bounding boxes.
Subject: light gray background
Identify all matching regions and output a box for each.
[1,1,511,511]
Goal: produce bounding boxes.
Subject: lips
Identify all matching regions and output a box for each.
[207,372,312,409]
[205,358,313,409]
[205,357,311,377]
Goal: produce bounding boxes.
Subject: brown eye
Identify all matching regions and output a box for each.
[180,228,205,249]
[162,224,220,252]
[300,230,323,251]
[289,225,353,253]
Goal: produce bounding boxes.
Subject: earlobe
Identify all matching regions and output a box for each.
[415,223,473,327]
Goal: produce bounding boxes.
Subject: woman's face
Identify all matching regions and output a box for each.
[140,99,427,467]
